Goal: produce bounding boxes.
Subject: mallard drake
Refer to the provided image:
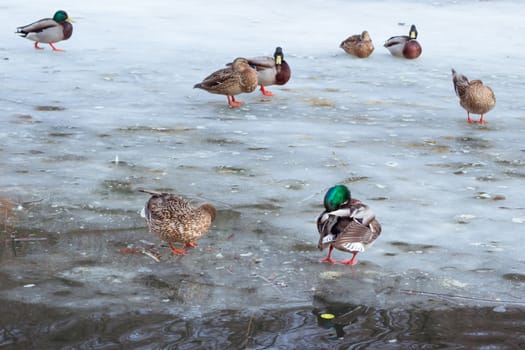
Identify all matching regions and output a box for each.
[451,68,496,124]
[245,47,291,96]
[15,10,73,52]
[340,31,374,58]
[194,57,258,108]
[316,185,381,266]
[384,24,421,59]
[139,189,216,255]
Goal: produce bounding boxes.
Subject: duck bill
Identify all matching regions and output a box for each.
[275,54,283,73]
[66,17,75,23]
[275,55,282,66]
[409,25,417,39]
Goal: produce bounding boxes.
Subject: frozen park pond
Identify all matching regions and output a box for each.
[1,0,525,348]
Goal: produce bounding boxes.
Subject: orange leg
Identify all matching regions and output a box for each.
[467,112,476,124]
[34,42,44,50]
[260,85,274,96]
[479,115,487,124]
[184,241,198,248]
[340,252,358,266]
[49,43,65,52]
[320,245,336,264]
[227,95,244,108]
[168,242,187,255]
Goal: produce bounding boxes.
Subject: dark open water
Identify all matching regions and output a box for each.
[2,299,524,349]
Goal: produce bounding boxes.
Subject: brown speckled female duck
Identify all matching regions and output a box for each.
[317,185,381,266]
[245,47,291,96]
[340,31,374,58]
[15,10,73,52]
[384,24,422,59]
[139,189,216,255]
[452,68,496,124]
[194,57,258,108]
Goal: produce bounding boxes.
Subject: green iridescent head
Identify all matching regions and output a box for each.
[323,185,351,211]
[53,10,70,23]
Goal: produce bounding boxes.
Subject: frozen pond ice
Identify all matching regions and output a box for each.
[1,0,525,348]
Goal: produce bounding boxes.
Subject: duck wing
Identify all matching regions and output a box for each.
[16,18,57,35]
[334,218,381,252]
[194,67,235,89]
[340,34,361,47]
[317,212,354,250]
[246,56,275,70]
[384,35,408,47]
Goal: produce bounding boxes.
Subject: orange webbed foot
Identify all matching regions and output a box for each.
[184,241,198,248]
[34,42,44,50]
[168,243,187,255]
[260,86,274,96]
[227,96,244,108]
[228,101,244,108]
[339,252,358,266]
[339,258,358,266]
[320,246,335,264]
[49,43,65,52]
[320,256,337,264]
